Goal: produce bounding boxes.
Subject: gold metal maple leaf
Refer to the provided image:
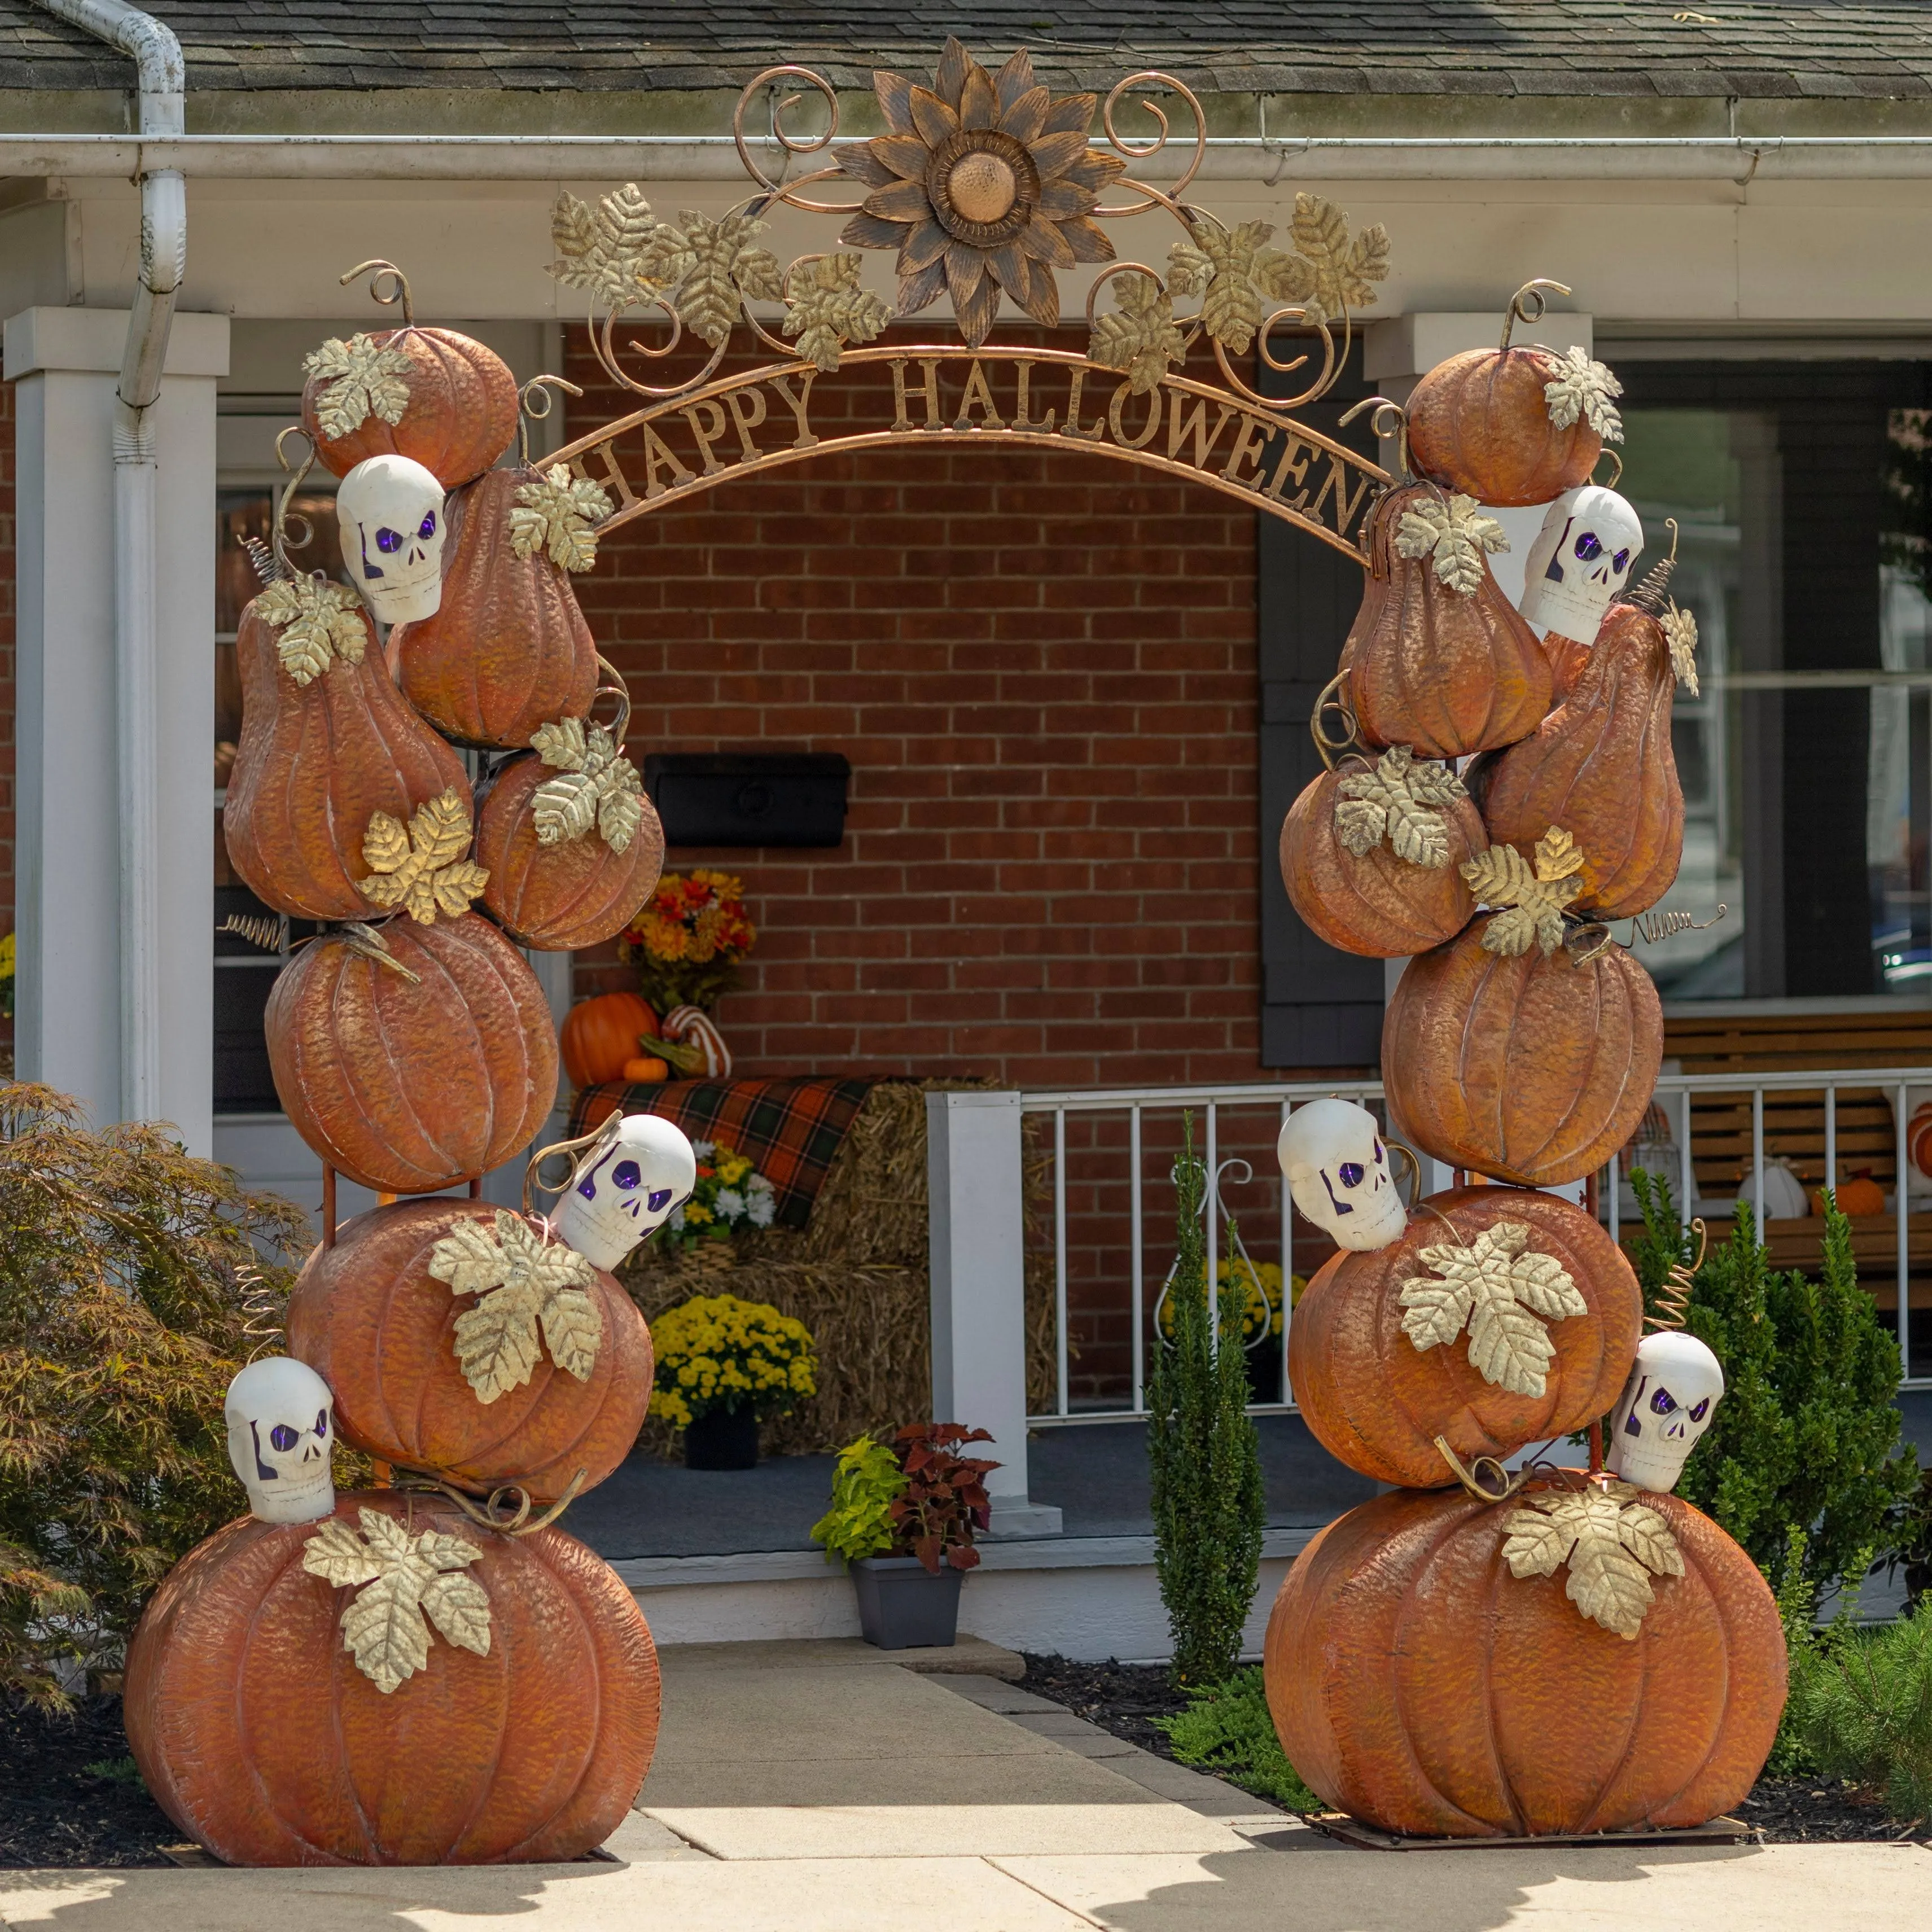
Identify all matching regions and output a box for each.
[358,788,489,925]
[301,332,414,440]
[781,252,893,374]
[1502,1480,1683,1639]
[255,576,368,686]
[1662,599,1699,696]
[1541,346,1624,443]
[1458,826,1587,957]
[1333,746,1467,870]
[528,718,646,852]
[1397,1220,1588,1397]
[427,1210,604,1403]
[508,465,613,573]
[1394,490,1510,596]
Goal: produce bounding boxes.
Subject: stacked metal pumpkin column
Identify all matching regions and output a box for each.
[1265,286,1788,1839]
[121,266,690,1866]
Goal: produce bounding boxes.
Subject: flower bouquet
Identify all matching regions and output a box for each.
[648,1291,817,1468]
[621,869,756,1015]
[669,1138,777,1255]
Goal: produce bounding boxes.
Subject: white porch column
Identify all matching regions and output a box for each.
[926,1089,1063,1538]
[6,305,227,1153]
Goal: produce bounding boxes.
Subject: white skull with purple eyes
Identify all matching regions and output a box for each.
[224,1356,336,1524]
[1606,1329,1724,1495]
[1517,484,1644,644]
[1276,1098,1407,1251]
[335,453,446,624]
[551,1112,698,1270]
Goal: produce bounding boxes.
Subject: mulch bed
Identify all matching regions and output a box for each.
[1,1695,175,1868]
[1019,1655,1923,1846]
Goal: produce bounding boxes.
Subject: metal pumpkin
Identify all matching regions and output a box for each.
[1264,1482,1785,1837]
[124,1492,659,1865]
[265,914,559,1195]
[1288,1186,1641,1487]
[285,1200,654,1505]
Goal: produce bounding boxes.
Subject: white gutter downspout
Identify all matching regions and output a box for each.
[33,1,185,1123]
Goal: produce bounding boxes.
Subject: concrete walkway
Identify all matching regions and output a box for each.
[4,1636,1929,1930]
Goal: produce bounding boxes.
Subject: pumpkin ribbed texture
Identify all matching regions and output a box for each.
[1406,345,1603,506]
[560,991,661,1089]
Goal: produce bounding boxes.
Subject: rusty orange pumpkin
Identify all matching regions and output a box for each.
[124,1492,659,1865]
[1406,343,1604,507]
[1289,1185,1641,1487]
[1342,484,1552,759]
[286,1199,654,1505]
[301,325,518,489]
[1478,602,1684,919]
[265,913,559,1195]
[1264,1482,1785,1837]
[392,467,600,748]
[1383,923,1663,1187]
[222,592,470,920]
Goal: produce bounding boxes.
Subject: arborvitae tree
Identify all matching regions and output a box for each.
[1627,1172,1917,1606]
[1147,1115,1265,1688]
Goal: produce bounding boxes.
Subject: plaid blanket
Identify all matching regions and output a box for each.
[569,1076,880,1230]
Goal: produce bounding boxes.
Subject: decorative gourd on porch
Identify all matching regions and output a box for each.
[1280,748,1485,958]
[1381,836,1663,1186]
[1263,1482,1785,1837]
[286,1200,654,1504]
[560,990,662,1090]
[123,1492,660,1865]
[221,583,471,919]
[265,913,558,1195]
[1477,599,1696,921]
[1288,1185,1641,1488]
[1341,482,1552,759]
[392,465,604,749]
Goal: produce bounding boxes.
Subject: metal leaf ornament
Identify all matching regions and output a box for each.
[255,576,368,686]
[1397,1220,1588,1397]
[1089,274,1187,396]
[427,1210,604,1403]
[302,332,414,439]
[1287,192,1391,325]
[783,253,893,374]
[1333,746,1468,869]
[676,209,785,348]
[528,717,646,852]
[1543,346,1625,443]
[301,1508,492,1693]
[358,788,490,925]
[509,465,613,572]
[1502,1480,1684,1639]
[1458,826,1586,957]
[549,183,695,306]
[1663,599,1700,696]
[1394,492,1510,595]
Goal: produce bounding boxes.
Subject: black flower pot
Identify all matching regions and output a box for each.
[851,1556,964,1649]
[684,1404,759,1470]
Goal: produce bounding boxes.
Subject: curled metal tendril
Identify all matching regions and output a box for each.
[1593,446,1625,490]
[1564,918,1618,966]
[1098,71,1207,213]
[236,1267,285,1364]
[524,1123,609,1217]
[1341,395,1410,480]
[593,300,733,405]
[404,1467,588,1537]
[1628,904,1728,947]
[340,257,415,327]
[272,424,321,571]
[1309,670,1361,770]
[731,65,851,214]
[1648,1220,1707,1333]
[1500,278,1571,351]
[591,652,634,749]
[517,373,584,465]
[1226,305,1337,413]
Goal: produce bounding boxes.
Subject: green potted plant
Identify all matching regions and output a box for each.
[811,1423,999,1649]
[648,1293,817,1470]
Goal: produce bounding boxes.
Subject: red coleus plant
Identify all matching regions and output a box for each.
[889,1422,1000,1574]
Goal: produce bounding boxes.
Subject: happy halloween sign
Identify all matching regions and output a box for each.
[550,347,1388,561]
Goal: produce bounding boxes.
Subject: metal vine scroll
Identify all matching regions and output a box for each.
[542,38,1395,561]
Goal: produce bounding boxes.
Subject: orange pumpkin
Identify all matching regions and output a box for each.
[392,467,599,748]
[1264,1482,1785,1836]
[1911,1102,1932,1182]
[222,590,470,919]
[475,751,665,951]
[1289,1186,1641,1487]
[1342,484,1552,759]
[301,325,518,489]
[1406,343,1606,507]
[265,913,559,1195]
[1478,602,1684,919]
[1383,924,1663,1187]
[1812,1172,1887,1218]
[286,1199,654,1504]
[622,1057,670,1083]
[125,1492,659,1865]
[1280,755,1484,958]
[561,991,660,1090]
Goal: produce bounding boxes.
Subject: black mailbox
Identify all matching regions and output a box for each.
[643,752,851,848]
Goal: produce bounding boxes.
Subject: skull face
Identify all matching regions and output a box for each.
[336,454,447,624]
[1517,485,1644,644]
[224,1356,336,1525]
[551,1112,698,1270]
[1277,1098,1406,1251]
[1606,1330,1724,1495]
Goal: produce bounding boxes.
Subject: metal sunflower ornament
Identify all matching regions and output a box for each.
[836,38,1125,345]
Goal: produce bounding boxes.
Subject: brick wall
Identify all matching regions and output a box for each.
[567,327,1265,1089]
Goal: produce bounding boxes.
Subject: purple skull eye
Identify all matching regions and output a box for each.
[375,527,405,553]
[1575,532,1603,562]
[417,511,437,540]
[613,1160,641,1190]
[577,1176,598,1199]
[1612,547,1630,572]
[648,1188,674,1212]
[1338,1162,1365,1188]
[1689,1397,1710,1421]
[1651,1388,1679,1415]
[316,1410,328,1438]
[1373,1139,1385,1164]
[269,1424,299,1452]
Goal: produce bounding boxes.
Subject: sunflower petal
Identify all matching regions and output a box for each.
[998,85,1050,146]
[1059,216,1116,265]
[945,240,988,306]
[961,64,998,131]
[874,133,933,182]
[1016,255,1062,328]
[1037,178,1099,222]
[1041,92,1099,137]
[862,178,934,224]
[934,37,973,111]
[1029,130,1092,179]
[842,212,912,251]
[1065,150,1129,191]
[1019,213,1077,271]
[910,86,961,148]
[995,48,1038,115]
[896,260,946,316]
[874,70,915,134]
[954,272,1001,349]
[897,217,950,274]
[988,242,1029,299]
[840,143,896,189]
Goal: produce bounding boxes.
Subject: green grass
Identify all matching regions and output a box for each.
[81,1755,143,1786]
[1153,1667,1321,1811]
